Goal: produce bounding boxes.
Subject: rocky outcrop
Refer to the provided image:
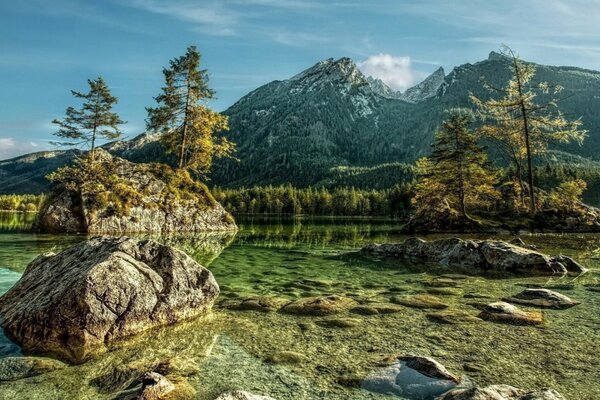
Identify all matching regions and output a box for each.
[503,289,580,309]
[0,236,219,362]
[362,237,587,275]
[35,149,236,233]
[478,302,543,325]
[437,384,566,400]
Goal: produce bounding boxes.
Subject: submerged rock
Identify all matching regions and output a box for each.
[315,317,362,328]
[280,295,357,316]
[0,357,66,382]
[437,384,566,400]
[34,149,237,233]
[426,310,482,325]
[399,355,461,383]
[220,296,290,312]
[215,391,277,400]
[478,302,543,325]
[0,236,219,362]
[363,355,460,398]
[362,237,587,275]
[391,294,449,309]
[136,372,175,400]
[503,289,580,309]
[266,351,308,364]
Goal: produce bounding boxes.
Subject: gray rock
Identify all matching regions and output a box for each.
[503,289,580,309]
[35,149,237,233]
[551,255,588,274]
[437,384,566,399]
[0,357,66,382]
[362,238,586,276]
[398,355,461,383]
[363,355,459,398]
[215,391,277,400]
[0,236,219,362]
[478,302,543,325]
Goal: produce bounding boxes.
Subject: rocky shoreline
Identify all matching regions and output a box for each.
[362,237,587,275]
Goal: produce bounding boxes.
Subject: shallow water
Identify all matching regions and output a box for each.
[0,215,600,399]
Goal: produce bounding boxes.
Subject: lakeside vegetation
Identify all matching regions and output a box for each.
[0,195,45,212]
[213,185,413,218]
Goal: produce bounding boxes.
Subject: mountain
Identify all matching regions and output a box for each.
[398,67,446,103]
[2,52,600,194]
[210,52,600,187]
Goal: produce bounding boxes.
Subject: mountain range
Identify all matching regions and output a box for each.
[2,51,600,194]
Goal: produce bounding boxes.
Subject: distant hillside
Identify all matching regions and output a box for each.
[1,51,600,194]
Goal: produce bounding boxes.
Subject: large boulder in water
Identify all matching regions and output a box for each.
[362,237,586,275]
[0,236,219,362]
[34,149,237,233]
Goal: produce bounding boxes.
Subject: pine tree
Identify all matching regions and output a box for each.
[147,46,234,173]
[413,111,497,219]
[52,77,125,163]
[472,45,587,217]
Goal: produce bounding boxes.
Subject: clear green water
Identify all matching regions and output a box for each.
[1,215,600,399]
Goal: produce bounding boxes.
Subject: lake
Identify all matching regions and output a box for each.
[0,213,599,399]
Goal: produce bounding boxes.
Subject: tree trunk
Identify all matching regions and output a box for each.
[512,55,536,217]
[454,124,467,218]
[179,79,192,170]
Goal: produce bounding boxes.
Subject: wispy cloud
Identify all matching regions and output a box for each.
[121,0,331,45]
[125,0,240,36]
[0,138,53,160]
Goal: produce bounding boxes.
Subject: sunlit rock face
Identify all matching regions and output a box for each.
[34,149,237,234]
[0,236,220,362]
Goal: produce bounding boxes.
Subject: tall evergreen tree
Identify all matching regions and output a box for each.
[472,45,587,217]
[413,111,497,219]
[147,45,234,173]
[52,77,125,162]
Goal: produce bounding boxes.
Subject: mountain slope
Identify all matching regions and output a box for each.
[2,52,600,194]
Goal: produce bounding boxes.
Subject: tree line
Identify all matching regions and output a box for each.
[213,185,413,217]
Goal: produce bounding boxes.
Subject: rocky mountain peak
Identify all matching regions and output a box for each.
[399,66,446,103]
[488,51,509,61]
[289,57,367,87]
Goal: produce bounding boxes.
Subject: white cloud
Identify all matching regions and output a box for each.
[0,138,52,160]
[358,54,419,92]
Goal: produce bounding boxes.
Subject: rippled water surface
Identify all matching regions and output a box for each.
[1,214,600,399]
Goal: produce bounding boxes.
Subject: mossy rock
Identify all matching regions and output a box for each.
[220,296,290,312]
[316,318,362,328]
[425,288,461,296]
[266,351,309,364]
[391,294,449,309]
[280,295,357,316]
[0,357,66,382]
[426,310,483,324]
[350,305,380,315]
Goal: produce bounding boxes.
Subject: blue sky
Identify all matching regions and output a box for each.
[1,0,600,159]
